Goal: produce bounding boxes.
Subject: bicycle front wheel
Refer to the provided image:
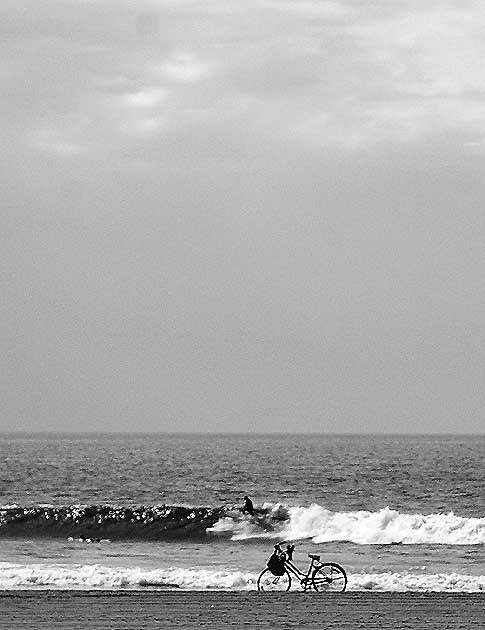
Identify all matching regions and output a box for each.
[312,562,347,593]
[257,568,291,592]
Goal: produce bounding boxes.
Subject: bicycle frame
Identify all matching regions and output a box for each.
[258,543,347,593]
[283,556,321,592]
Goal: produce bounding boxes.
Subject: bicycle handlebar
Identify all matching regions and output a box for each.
[274,541,297,549]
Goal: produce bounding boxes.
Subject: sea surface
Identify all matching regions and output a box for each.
[0,433,483,592]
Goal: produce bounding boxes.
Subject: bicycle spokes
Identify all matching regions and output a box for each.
[312,563,347,593]
[257,568,291,592]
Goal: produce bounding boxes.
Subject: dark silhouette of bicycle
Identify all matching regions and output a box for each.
[257,542,347,593]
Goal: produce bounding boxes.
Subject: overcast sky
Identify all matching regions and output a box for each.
[2,0,484,433]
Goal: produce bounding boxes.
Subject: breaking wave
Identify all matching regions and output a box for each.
[0,504,223,540]
[282,504,485,545]
[209,503,485,545]
[1,503,483,545]
[0,562,483,592]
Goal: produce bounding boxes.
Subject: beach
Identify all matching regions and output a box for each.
[1,435,483,622]
[0,591,483,629]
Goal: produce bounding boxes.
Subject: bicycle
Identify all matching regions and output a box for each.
[257,542,347,593]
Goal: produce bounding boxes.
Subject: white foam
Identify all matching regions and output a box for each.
[284,505,485,545]
[350,571,485,593]
[0,562,254,591]
[209,504,485,545]
[0,562,483,592]
[208,502,289,540]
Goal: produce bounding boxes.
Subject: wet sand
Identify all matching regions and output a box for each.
[0,591,483,629]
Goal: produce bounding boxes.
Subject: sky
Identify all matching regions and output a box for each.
[1,0,484,433]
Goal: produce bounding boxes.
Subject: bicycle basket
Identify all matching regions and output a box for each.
[267,551,286,576]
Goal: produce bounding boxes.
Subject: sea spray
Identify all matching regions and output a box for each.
[280,504,485,545]
[209,503,485,545]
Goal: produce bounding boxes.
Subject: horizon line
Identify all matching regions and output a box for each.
[1,430,483,437]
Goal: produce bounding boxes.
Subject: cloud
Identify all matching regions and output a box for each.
[154,54,214,83]
[123,87,168,108]
[3,0,485,162]
[3,1,485,433]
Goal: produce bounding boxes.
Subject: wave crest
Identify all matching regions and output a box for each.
[1,503,483,545]
[0,504,223,540]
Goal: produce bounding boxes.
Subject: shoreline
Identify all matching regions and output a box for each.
[0,591,483,629]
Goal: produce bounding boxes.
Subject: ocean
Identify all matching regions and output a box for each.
[0,433,483,592]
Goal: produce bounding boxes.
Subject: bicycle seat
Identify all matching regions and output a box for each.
[308,554,321,561]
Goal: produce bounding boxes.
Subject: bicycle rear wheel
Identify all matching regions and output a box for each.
[257,568,291,592]
[312,562,347,593]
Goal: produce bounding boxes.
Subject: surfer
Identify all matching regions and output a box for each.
[242,495,255,516]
